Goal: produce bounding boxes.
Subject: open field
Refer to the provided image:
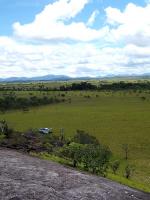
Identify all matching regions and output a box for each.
[0,88,150,190]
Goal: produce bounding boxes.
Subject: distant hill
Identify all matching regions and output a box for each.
[0,74,150,82]
[0,75,71,82]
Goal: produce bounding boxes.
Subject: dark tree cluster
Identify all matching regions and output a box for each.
[59,142,111,176]
[73,129,99,145]
[0,84,52,92]
[100,81,150,91]
[0,81,150,92]
[59,82,97,91]
[0,95,64,112]
[59,130,111,176]
[59,81,150,91]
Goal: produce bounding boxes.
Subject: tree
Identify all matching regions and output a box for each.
[59,142,83,167]
[0,120,13,138]
[141,96,146,101]
[42,142,53,153]
[124,164,135,179]
[122,144,129,160]
[60,141,112,176]
[110,160,120,174]
[81,144,112,176]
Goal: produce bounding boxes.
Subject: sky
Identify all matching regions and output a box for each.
[0,0,150,78]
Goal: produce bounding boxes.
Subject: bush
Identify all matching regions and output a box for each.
[0,133,5,144]
[124,164,135,179]
[110,160,120,174]
[59,142,83,167]
[81,144,112,176]
[73,130,99,145]
[59,142,112,176]
[42,142,53,153]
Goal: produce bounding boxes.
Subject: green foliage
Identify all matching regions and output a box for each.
[124,164,135,179]
[0,95,65,111]
[110,160,120,174]
[73,130,99,145]
[60,82,97,91]
[0,133,5,144]
[81,144,112,176]
[59,142,83,167]
[122,144,129,160]
[42,142,53,153]
[42,133,65,147]
[0,120,14,139]
[0,80,150,91]
[59,142,112,176]
[100,81,150,91]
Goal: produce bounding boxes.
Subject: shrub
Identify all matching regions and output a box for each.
[73,130,99,145]
[0,133,5,144]
[59,142,112,176]
[124,164,135,179]
[110,160,120,174]
[81,144,112,176]
[59,142,83,167]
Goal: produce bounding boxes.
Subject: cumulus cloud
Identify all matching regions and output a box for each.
[0,1,150,77]
[13,1,150,45]
[13,0,108,42]
[106,3,150,46]
[0,36,150,78]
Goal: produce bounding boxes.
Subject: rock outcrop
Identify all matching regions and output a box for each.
[0,149,149,200]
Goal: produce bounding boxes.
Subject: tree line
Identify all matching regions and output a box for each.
[0,95,65,112]
[0,81,150,92]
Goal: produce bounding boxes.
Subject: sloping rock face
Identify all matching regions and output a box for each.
[0,149,149,200]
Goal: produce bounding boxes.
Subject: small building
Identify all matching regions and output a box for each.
[39,128,53,134]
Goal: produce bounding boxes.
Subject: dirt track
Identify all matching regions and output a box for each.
[0,148,149,200]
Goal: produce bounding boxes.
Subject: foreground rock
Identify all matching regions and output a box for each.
[0,149,149,200]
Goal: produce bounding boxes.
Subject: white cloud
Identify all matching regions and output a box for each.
[1,1,150,78]
[106,3,150,46]
[87,10,99,26]
[0,36,150,78]
[13,0,108,42]
[13,1,150,45]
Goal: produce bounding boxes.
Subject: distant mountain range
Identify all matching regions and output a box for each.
[0,75,71,82]
[0,74,150,82]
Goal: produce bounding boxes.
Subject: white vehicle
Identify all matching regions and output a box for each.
[39,128,53,134]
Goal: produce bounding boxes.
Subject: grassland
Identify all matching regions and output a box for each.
[0,88,150,191]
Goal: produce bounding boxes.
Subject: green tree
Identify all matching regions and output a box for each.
[59,142,83,167]
[124,164,135,179]
[122,144,129,160]
[81,144,112,176]
[110,160,120,174]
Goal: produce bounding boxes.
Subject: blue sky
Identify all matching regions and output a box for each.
[0,0,150,77]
